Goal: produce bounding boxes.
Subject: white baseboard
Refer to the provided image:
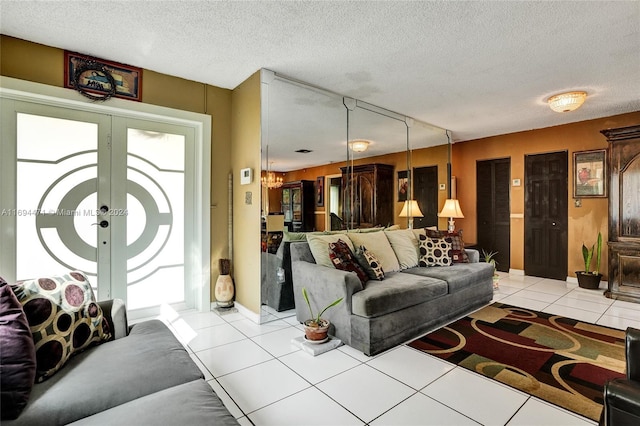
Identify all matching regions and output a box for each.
[508,268,525,275]
[210,301,260,324]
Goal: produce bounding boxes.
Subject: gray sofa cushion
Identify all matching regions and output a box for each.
[70,380,238,425]
[403,262,494,293]
[7,320,203,426]
[352,272,447,317]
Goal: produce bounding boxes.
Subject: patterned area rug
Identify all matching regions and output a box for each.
[408,302,626,421]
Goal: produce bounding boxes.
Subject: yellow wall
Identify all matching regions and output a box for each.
[452,112,640,279]
[1,35,233,302]
[230,71,262,313]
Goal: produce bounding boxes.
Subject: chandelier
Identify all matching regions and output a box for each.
[261,171,283,189]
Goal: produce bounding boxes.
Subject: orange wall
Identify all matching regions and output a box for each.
[452,112,640,279]
[278,144,450,231]
[280,112,640,280]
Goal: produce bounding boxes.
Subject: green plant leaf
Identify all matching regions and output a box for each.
[302,287,315,321]
[317,297,343,322]
[582,244,594,273]
[595,232,602,274]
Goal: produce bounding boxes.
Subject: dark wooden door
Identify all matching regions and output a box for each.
[413,166,438,229]
[476,158,510,272]
[525,151,568,280]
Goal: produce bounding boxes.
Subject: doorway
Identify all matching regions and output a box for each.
[326,175,343,230]
[1,97,205,316]
[476,158,510,272]
[412,166,438,229]
[524,151,568,280]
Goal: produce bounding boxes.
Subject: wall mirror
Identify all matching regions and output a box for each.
[260,70,448,322]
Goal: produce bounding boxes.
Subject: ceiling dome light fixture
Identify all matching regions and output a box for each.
[547,91,587,113]
[349,139,371,152]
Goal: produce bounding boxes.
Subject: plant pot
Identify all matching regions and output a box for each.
[303,319,330,341]
[576,272,603,289]
[492,274,500,290]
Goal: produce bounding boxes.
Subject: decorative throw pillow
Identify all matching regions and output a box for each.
[354,245,385,280]
[10,271,112,382]
[307,233,355,268]
[347,231,401,272]
[425,229,469,263]
[283,230,308,242]
[419,234,453,267]
[328,239,369,285]
[384,229,419,269]
[0,282,37,420]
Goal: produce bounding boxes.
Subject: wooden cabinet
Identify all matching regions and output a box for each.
[601,125,640,302]
[281,180,315,232]
[340,164,394,229]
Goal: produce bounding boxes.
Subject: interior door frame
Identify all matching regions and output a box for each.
[0,76,212,312]
[324,173,342,231]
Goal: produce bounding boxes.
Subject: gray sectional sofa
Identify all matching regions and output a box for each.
[6,300,238,426]
[291,228,494,356]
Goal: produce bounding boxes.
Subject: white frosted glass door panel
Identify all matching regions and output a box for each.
[4,99,202,314]
[125,128,186,310]
[15,112,102,286]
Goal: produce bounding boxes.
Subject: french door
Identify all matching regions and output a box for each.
[1,99,199,314]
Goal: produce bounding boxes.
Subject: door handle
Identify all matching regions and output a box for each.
[92,220,109,228]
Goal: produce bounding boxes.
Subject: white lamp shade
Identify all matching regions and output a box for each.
[399,200,424,218]
[438,199,464,218]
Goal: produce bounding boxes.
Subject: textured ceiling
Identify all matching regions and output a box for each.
[1,1,639,145]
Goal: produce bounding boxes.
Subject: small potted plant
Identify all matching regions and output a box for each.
[302,287,343,343]
[576,231,603,289]
[482,249,500,289]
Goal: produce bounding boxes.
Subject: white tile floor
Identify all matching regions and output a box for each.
[140,273,640,425]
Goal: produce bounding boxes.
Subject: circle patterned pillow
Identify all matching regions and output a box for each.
[355,245,385,280]
[10,271,111,382]
[419,235,453,267]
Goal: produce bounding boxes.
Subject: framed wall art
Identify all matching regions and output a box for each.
[316,176,324,207]
[573,149,607,198]
[397,170,409,202]
[64,51,142,102]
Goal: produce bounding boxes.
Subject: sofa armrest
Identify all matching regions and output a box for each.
[465,248,480,263]
[604,378,640,425]
[98,299,128,340]
[292,260,363,343]
[626,327,640,381]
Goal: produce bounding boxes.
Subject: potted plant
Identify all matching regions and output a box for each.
[482,249,500,289]
[576,232,603,289]
[302,287,343,342]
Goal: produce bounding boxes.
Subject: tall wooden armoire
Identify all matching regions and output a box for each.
[340,164,394,229]
[601,125,640,302]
